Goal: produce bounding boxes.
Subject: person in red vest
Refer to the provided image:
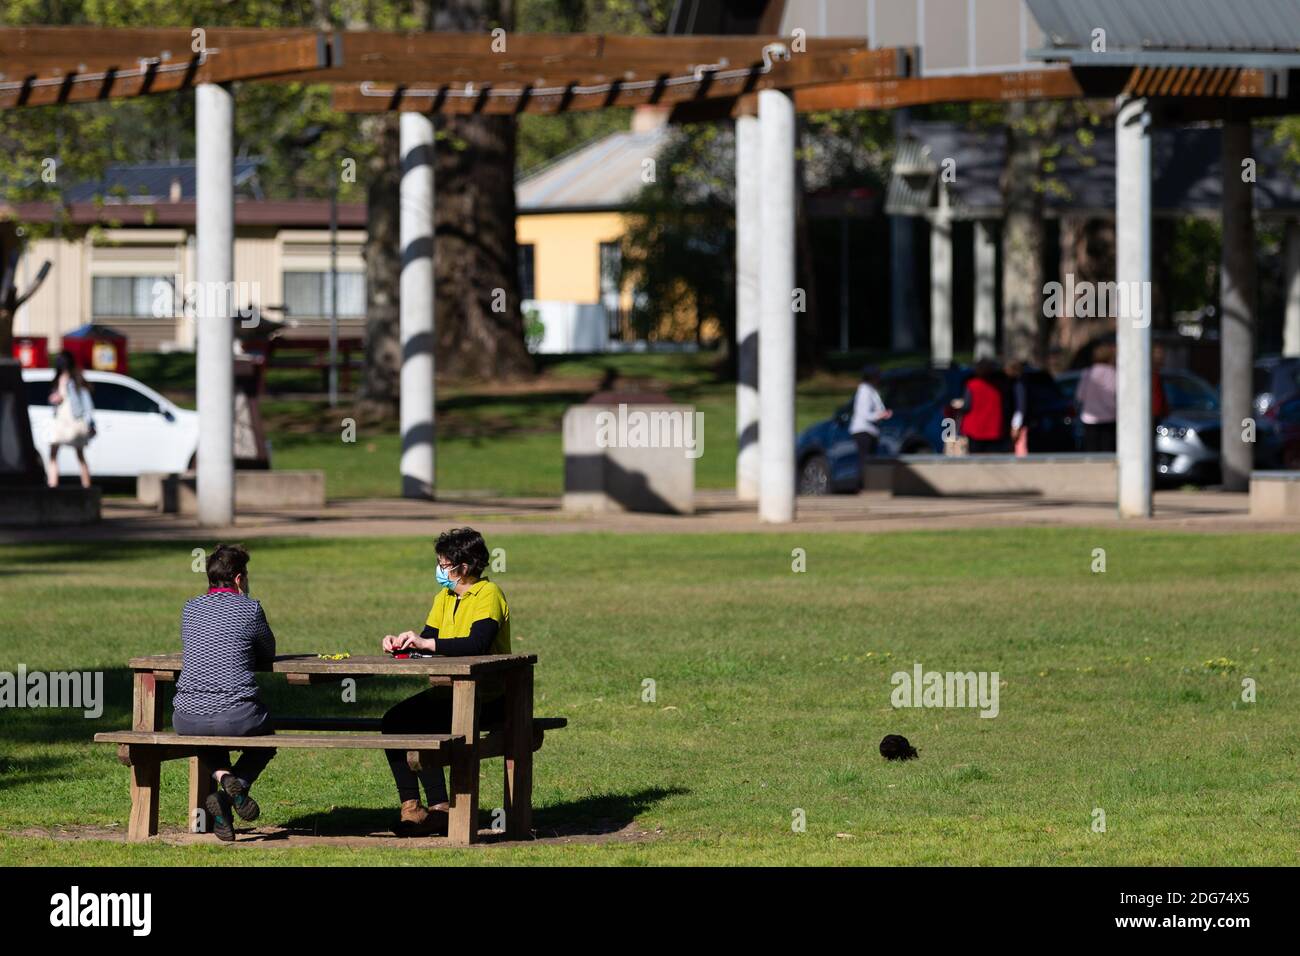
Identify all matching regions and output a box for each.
[958,360,1009,453]
[1152,345,1169,423]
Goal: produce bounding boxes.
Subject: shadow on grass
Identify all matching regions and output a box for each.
[0,753,77,792]
[270,786,687,841]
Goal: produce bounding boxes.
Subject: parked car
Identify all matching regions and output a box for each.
[795,364,1076,495]
[1056,368,1222,484]
[1255,390,1300,470]
[1253,356,1300,416]
[22,368,199,479]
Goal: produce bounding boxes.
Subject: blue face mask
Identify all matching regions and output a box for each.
[435,564,458,592]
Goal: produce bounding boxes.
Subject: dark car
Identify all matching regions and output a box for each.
[1255,391,1300,470]
[1056,368,1222,484]
[1253,356,1300,417]
[795,364,1076,495]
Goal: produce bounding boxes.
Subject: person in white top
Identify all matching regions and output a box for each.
[1075,341,1118,452]
[45,350,96,489]
[849,365,892,487]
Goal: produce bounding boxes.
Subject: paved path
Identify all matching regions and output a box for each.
[3,489,1293,543]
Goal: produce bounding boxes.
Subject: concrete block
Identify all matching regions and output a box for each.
[892,454,1117,500]
[1250,471,1300,518]
[562,404,697,514]
[140,470,325,514]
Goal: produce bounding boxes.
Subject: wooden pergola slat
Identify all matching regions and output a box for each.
[0,34,332,109]
[328,47,907,114]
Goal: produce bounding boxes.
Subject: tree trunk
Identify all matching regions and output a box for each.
[433,0,532,380]
[434,113,533,379]
[359,113,403,410]
[1001,103,1046,363]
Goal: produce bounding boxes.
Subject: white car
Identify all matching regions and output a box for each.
[22,368,199,478]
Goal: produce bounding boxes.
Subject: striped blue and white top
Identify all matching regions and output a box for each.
[174,589,276,717]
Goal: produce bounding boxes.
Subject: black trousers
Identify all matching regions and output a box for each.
[853,432,878,490]
[382,689,505,804]
[1084,422,1117,453]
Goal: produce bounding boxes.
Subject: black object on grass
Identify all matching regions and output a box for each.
[880,734,918,760]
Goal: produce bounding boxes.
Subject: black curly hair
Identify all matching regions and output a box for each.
[435,527,489,577]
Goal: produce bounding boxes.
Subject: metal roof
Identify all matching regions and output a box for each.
[1027,0,1300,67]
[516,127,672,212]
[63,159,262,204]
[887,120,1300,218]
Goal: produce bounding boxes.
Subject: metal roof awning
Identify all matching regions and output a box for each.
[1027,0,1300,68]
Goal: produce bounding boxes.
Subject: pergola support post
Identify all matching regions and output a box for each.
[1284,219,1300,358]
[973,219,997,361]
[929,186,953,367]
[400,112,436,499]
[195,82,235,528]
[735,110,761,502]
[1115,95,1153,519]
[758,88,796,524]
[1220,118,1256,493]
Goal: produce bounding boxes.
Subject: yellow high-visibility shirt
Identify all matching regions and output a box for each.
[425,578,511,656]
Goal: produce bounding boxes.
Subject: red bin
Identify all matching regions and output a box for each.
[61,323,128,375]
[11,335,48,369]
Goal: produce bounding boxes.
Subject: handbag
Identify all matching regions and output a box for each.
[51,392,92,445]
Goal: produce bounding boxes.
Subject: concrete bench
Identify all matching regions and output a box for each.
[892,453,1117,500]
[138,469,325,513]
[94,716,567,841]
[1250,471,1300,518]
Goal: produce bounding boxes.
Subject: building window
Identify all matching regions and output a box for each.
[91,275,174,319]
[599,241,623,338]
[518,243,535,301]
[283,271,366,318]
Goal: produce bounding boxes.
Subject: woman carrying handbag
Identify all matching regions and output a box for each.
[46,349,96,489]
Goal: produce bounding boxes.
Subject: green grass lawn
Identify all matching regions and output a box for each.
[128,350,892,499]
[2,528,1297,865]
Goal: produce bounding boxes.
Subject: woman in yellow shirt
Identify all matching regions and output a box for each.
[380,527,511,836]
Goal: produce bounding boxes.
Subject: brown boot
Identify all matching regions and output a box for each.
[394,799,438,837]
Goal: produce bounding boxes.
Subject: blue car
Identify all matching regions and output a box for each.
[795,365,1076,495]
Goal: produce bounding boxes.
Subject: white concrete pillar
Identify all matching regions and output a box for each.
[929,186,953,367]
[735,111,761,501]
[400,113,436,499]
[758,89,796,524]
[1221,119,1256,492]
[1285,219,1300,358]
[1115,95,1153,518]
[973,219,997,360]
[195,83,235,527]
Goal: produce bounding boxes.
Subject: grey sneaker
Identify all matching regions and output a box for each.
[205,791,236,842]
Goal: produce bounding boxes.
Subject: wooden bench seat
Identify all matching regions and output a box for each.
[94,731,460,751]
[93,717,568,841]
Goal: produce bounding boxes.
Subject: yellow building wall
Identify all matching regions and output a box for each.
[516,211,627,304]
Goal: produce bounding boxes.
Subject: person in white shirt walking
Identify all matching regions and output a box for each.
[849,365,892,488]
[45,350,96,489]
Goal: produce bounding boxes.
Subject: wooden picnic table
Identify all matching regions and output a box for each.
[125,652,538,845]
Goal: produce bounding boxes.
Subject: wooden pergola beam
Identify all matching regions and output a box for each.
[328,47,908,114]
[669,64,1278,121]
[0,34,332,109]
